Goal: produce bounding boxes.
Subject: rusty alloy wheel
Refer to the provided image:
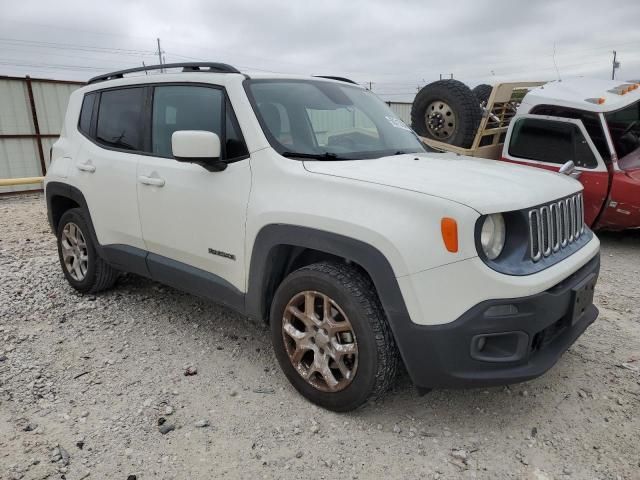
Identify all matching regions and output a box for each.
[282,290,358,392]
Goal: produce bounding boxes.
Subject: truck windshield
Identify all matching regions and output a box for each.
[245,79,425,160]
[605,100,640,159]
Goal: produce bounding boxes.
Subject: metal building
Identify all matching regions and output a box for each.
[386,102,412,125]
[0,76,83,194]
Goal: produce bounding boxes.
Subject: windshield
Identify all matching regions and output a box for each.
[605,99,640,160]
[246,79,425,160]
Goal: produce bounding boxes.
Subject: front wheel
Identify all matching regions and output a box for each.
[270,262,398,411]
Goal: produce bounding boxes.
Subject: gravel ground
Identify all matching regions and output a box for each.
[1,193,639,480]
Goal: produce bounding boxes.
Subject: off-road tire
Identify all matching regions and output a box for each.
[411,79,482,148]
[270,261,398,411]
[472,84,493,105]
[56,208,119,293]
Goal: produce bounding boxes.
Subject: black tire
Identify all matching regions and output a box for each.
[411,79,482,148]
[270,261,398,412]
[472,84,493,105]
[56,208,119,294]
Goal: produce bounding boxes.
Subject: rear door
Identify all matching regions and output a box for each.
[503,115,609,226]
[72,87,146,250]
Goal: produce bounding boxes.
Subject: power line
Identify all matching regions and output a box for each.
[0,38,156,56]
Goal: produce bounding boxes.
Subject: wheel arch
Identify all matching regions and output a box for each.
[246,224,412,328]
[45,182,102,255]
[246,224,417,382]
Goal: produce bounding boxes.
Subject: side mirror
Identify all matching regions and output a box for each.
[171,130,226,172]
[559,160,582,179]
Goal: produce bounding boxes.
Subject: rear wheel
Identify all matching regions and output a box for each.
[411,79,482,148]
[56,208,119,293]
[270,262,398,411]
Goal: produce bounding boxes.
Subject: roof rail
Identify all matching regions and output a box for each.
[313,75,358,85]
[88,62,241,84]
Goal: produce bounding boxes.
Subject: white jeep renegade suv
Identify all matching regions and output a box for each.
[45,63,600,411]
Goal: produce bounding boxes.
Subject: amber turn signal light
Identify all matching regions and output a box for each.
[441,217,458,253]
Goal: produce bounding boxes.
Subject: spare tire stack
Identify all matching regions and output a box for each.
[410,80,484,148]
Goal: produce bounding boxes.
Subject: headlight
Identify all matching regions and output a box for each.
[480,213,506,260]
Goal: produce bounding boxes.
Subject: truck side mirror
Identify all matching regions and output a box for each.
[559,160,582,179]
[171,130,227,172]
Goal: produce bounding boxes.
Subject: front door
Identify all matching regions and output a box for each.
[503,115,609,227]
[136,84,251,296]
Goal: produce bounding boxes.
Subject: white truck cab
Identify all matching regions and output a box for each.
[46,63,600,411]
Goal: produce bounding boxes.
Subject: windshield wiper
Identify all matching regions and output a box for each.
[281,151,350,161]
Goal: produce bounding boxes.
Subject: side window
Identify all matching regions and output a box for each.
[225,100,249,160]
[530,105,610,160]
[573,131,598,168]
[78,92,96,136]
[96,88,145,151]
[509,118,597,168]
[152,86,223,158]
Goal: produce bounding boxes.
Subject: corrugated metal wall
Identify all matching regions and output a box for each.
[0,76,82,194]
[387,102,412,125]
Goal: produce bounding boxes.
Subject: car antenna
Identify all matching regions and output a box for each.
[142,61,148,75]
[553,42,562,82]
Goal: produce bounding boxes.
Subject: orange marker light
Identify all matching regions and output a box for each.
[597,97,606,104]
[441,217,459,253]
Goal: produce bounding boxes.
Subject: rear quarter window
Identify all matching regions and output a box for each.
[78,93,96,136]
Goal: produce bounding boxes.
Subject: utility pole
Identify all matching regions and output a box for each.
[611,51,620,80]
[157,38,164,72]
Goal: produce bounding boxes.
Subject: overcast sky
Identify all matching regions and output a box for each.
[1,0,639,101]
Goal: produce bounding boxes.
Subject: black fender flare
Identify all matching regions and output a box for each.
[245,224,416,371]
[46,181,103,255]
[46,181,151,277]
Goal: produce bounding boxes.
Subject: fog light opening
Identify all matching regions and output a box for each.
[470,331,529,363]
[485,304,519,317]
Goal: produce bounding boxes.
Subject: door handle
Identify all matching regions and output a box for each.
[76,162,96,173]
[138,175,165,187]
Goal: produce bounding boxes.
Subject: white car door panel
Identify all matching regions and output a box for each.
[136,84,251,292]
[71,87,145,249]
[137,159,251,291]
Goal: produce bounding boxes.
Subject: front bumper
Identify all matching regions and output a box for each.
[394,254,600,389]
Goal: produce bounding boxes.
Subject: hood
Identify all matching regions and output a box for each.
[303,152,581,214]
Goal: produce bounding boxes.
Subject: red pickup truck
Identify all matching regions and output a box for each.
[412,79,640,230]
